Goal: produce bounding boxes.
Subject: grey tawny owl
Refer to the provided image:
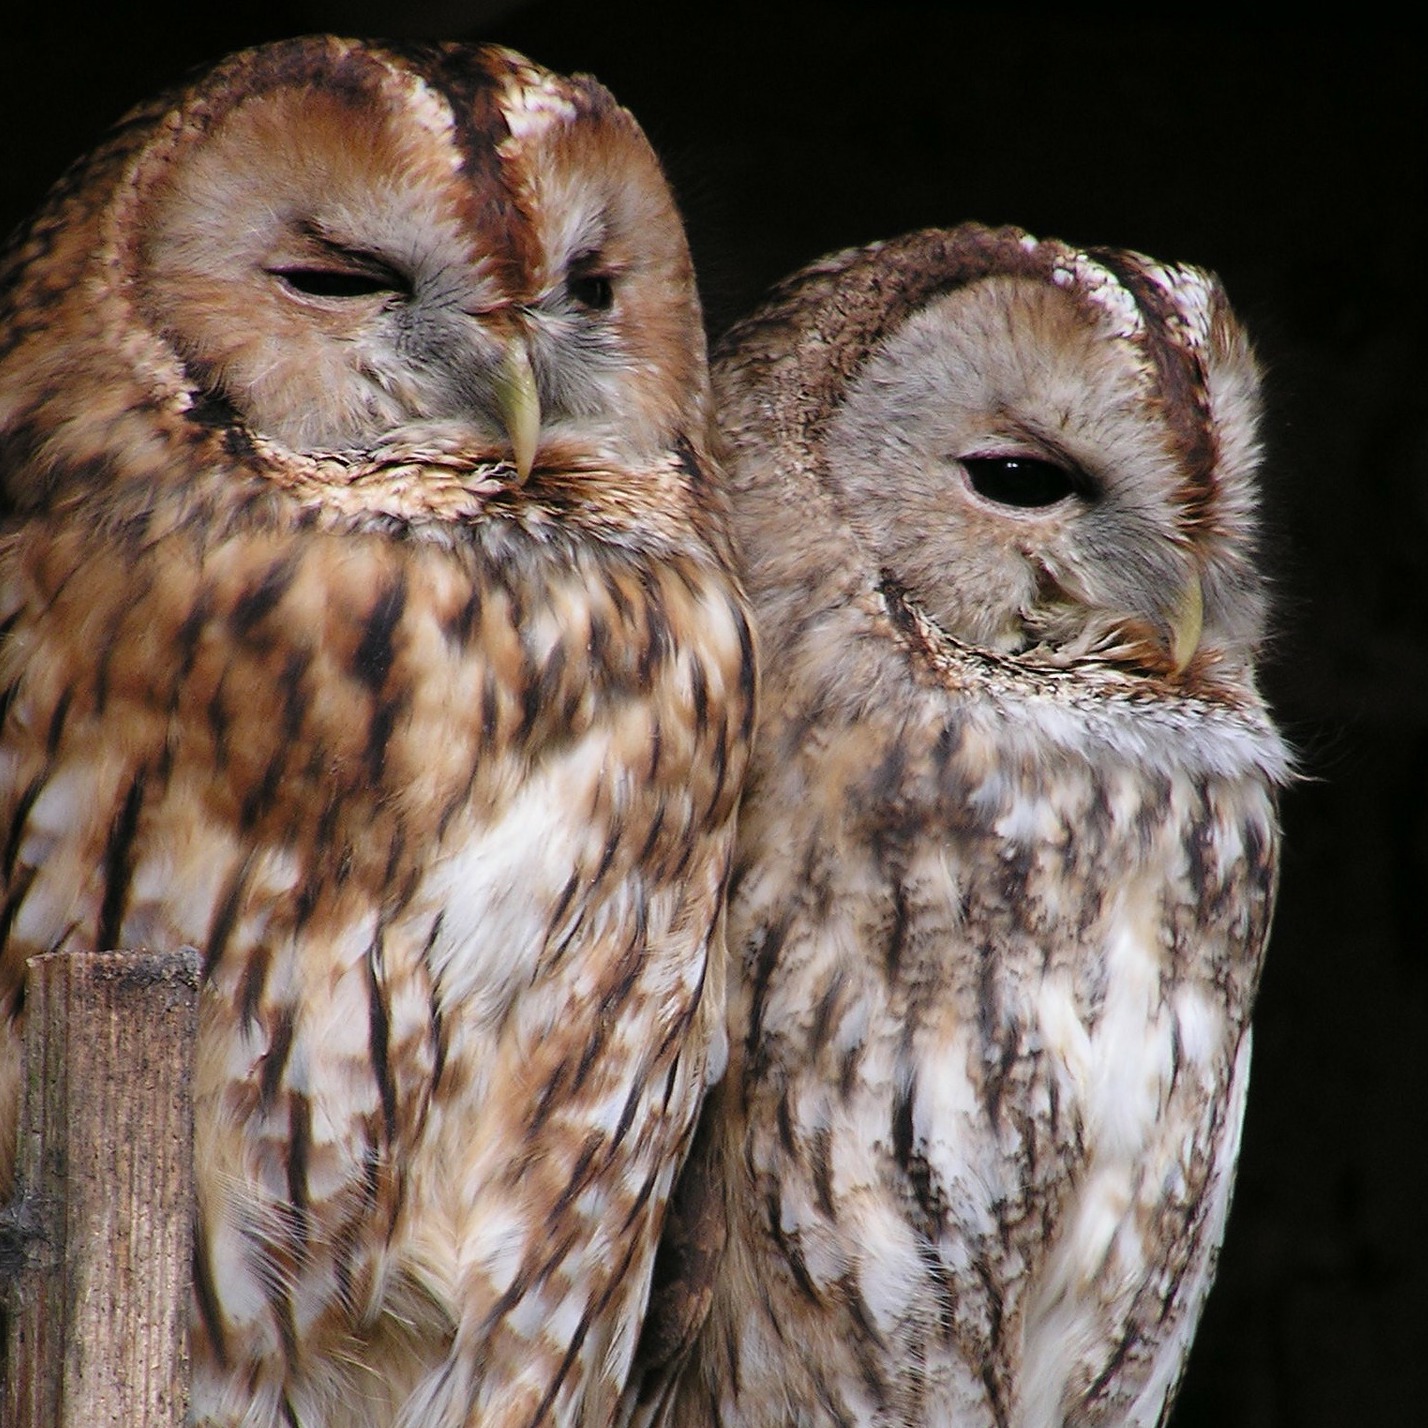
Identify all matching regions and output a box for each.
[652,225,1289,1427]
[0,37,753,1428]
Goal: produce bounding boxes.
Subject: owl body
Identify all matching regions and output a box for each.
[0,39,752,1428]
[663,228,1287,1427]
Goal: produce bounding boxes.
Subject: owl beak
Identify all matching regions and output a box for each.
[1168,573,1204,674]
[496,337,540,483]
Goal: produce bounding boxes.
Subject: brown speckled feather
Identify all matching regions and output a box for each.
[651,226,1288,1428]
[0,37,752,1428]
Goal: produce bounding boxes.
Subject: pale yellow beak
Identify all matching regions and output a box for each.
[1168,573,1204,674]
[495,337,540,483]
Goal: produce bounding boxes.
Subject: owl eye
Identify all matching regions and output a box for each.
[962,456,1087,508]
[270,260,409,301]
[567,258,615,312]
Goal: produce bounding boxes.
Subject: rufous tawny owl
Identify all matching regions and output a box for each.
[0,36,754,1428]
[643,225,1290,1427]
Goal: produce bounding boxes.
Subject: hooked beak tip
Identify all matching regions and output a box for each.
[497,338,540,483]
[1168,573,1204,674]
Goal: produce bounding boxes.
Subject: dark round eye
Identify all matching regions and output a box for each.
[567,269,614,311]
[962,456,1085,508]
[271,266,403,300]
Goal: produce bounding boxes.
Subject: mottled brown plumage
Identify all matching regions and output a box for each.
[0,37,753,1428]
[649,226,1289,1427]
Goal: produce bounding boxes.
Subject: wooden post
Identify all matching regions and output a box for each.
[1,949,199,1427]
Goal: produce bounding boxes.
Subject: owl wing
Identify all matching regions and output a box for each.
[0,498,754,1428]
[674,614,1282,1427]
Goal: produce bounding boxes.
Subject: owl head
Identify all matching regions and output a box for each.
[718,225,1268,682]
[0,37,711,513]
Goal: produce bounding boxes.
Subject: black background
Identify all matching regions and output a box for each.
[4,5,1424,1422]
